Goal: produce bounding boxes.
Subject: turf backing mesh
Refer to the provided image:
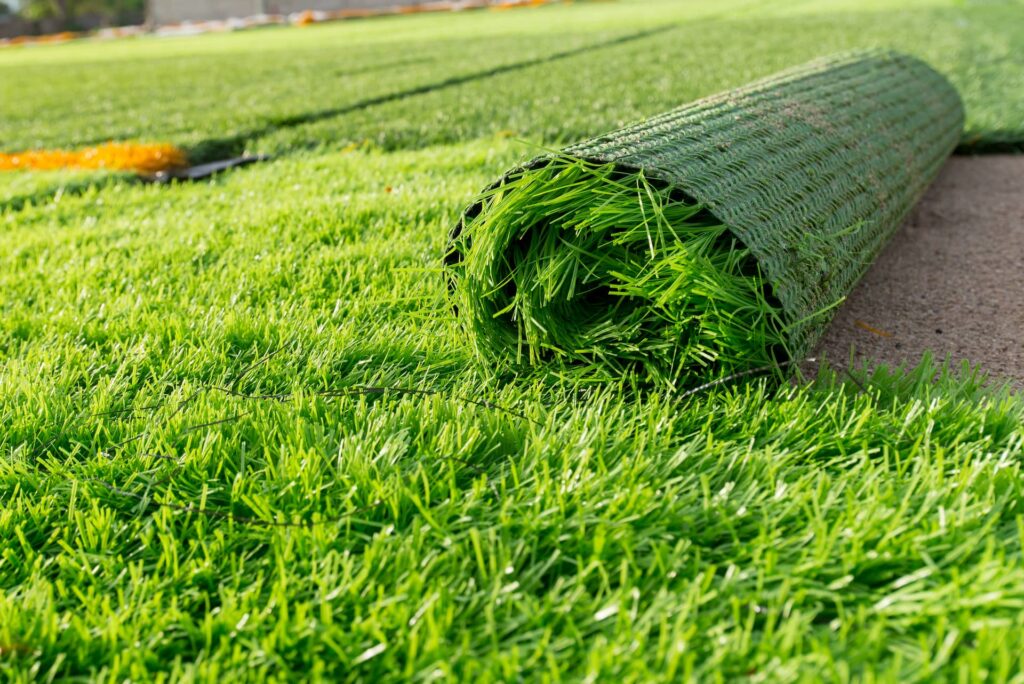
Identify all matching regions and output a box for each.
[447,50,964,384]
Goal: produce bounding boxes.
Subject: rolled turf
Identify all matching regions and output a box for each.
[446,49,964,386]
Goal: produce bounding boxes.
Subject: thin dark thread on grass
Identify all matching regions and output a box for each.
[112,431,147,449]
[213,387,293,401]
[79,387,519,527]
[676,358,816,400]
[796,354,872,394]
[89,360,277,420]
[438,454,502,498]
[182,411,252,434]
[141,463,184,491]
[91,402,165,418]
[90,478,389,529]
[92,479,317,527]
[81,383,537,427]
[167,390,201,420]
[160,387,513,499]
[670,356,874,402]
[60,381,535,463]
[88,385,513,527]
[353,386,540,426]
[102,452,180,462]
[140,453,179,462]
[841,367,870,394]
[460,396,538,426]
[57,353,525,528]
[231,348,283,391]
[35,407,99,458]
[210,384,541,426]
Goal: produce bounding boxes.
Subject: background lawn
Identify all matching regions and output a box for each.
[2,0,1024,680]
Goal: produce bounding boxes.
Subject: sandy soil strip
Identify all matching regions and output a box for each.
[817,155,1024,389]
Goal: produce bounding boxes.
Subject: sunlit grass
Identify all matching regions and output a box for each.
[1,0,1023,679]
[1,140,1022,680]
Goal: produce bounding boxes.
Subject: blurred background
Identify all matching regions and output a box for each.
[1,0,471,36]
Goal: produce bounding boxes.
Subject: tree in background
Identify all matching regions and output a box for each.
[18,0,144,30]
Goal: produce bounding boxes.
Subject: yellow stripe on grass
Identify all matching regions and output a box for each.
[0,142,187,175]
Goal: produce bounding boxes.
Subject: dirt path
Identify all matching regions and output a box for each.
[817,155,1024,389]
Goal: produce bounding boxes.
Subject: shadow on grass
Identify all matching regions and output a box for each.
[185,24,676,164]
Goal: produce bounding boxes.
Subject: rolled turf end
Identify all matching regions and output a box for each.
[446,49,964,387]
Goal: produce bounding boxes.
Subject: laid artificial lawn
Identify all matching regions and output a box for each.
[0,0,1022,159]
[3,138,1024,682]
[0,0,730,156]
[259,2,1024,156]
[1,1,1024,680]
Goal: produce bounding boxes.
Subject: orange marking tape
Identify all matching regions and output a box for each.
[0,142,187,175]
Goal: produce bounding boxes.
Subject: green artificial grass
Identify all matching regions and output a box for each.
[0,0,1022,159]
[0,2,706,157]
[2,140,1023,681]
[1,2,1023,679]
[450,158,785,386]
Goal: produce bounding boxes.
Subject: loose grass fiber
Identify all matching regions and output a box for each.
[447,50,964,386]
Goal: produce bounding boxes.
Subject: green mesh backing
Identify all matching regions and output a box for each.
[449,50,964,361]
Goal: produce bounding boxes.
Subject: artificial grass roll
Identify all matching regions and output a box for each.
[446,50,964,385]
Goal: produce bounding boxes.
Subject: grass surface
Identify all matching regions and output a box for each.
[2,1,1024,680]
[1,0,1022,158]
